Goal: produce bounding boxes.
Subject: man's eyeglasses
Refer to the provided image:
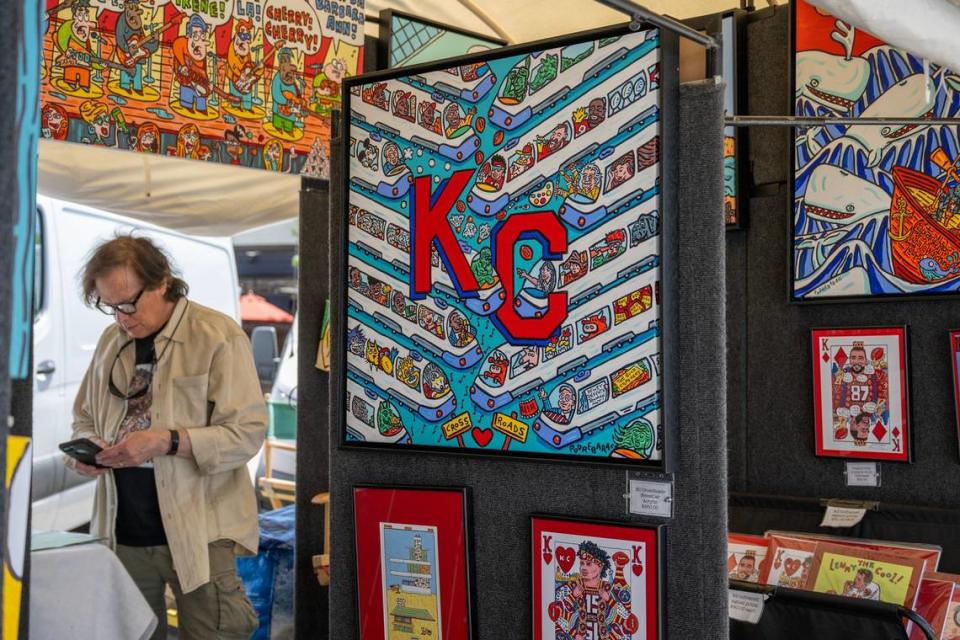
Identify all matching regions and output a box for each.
[238,31,252,42]
[96,287,145,316]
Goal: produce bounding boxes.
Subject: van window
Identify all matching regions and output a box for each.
[33,208,44,318]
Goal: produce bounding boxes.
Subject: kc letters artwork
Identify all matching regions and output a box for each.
[342,27,669,465]
[41,0,365,177]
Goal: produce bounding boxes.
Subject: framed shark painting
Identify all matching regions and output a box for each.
[791,0,960,301]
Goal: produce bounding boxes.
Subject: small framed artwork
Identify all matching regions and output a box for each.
[727,533,769,583]
[950,330,960,459]
[811,327,911,462]
[354,486,475,640]
[531,515,662,639]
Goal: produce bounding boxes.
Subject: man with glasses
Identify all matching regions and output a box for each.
[65,235,264,639]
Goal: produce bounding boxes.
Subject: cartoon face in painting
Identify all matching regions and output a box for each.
[41,103,68,140]
[279,51,298,85]
[848,346,867,373]
[422,363,450,398]
[580,163,601,199]
[356,139,378,170]
[382,142,403,173]
[187,21,208,62]
[478,155,506,191]
[587,97,606,127]
[71,4,93,43]
[542,384,576,424]
[136,122,160,153]
[481,349,509,387]
[547,124,569,152]
[123,0,143,31]
[447,311,475,348]
[852,412,871,443]
[233,18,252,56]
[325,58,346,84]
[578,541,611,587]
[732,554,757,580]
[606,154,636,191]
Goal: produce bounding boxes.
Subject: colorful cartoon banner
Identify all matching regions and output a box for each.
[342,27,668,465]
[792,0,960,300]
[382,10,504,69]
[40,0,365,179]
[3,436,32,640]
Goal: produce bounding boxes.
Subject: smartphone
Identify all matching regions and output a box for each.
[59,438,105,468]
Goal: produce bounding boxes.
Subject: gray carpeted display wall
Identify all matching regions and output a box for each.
[300,72,730,635]
[728,5,960,510]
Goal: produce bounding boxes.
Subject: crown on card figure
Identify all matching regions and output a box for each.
[852,341,865,350]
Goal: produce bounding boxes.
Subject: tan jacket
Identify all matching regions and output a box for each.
[71,298,267,593]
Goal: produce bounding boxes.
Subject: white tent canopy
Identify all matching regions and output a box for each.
[41,0,960,236]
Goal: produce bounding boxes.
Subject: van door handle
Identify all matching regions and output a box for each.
[36,360,56,376]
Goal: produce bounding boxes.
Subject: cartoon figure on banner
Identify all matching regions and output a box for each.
[174,122,202,159]
[573,97,606,138]
[41,103,69,140]
[831,341,888,442]
[551,541,636,640]
[476,154,506,191]
[539,384,575,425]
[79,101,118,146]
[264,139,284,171]
[518,261,558,297]
[560,161,602,203]
[172,15,214,118]
[443,103,476,139]
[133,121,160,153]
[52,0,102,98]
[112,0,162,100]
[270,48,305,141]
[311,57,346,118]
[225,18,257,113]
[381,142,409,176]
[841,569,881,600]
[729,551,760,582]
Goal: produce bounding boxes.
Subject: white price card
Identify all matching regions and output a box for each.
[728,590,765,624]
[845,462,880,487]
[627,478,673,519]
[820,505,867,528]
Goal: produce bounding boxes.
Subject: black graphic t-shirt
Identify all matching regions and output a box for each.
[114,332,167,547]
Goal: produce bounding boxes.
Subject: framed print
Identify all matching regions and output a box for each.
[336,24,679,468]
[354,486,475,640]
[531,515,661,640]
[378,10,506,69]
[811,327,911,462]
[727,533,769,583]
[791,0,960,301]
[807,542,925,608]
[682,10,748,229]
[763,533,818,588]
[950,330,960,459]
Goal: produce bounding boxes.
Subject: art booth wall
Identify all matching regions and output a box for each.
[727,5,960,514]
[300,29,731,638]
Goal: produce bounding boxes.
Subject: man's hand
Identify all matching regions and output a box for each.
[97,431,170,468]
[64,436,109,478]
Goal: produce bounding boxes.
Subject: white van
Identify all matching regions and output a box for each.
[32,195,245,531]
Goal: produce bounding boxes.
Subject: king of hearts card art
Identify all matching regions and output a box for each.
[811,327,911,462]
[532,516,660,640]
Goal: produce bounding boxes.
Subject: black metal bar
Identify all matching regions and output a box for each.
[594,0,719,50]
[727,115,960,126]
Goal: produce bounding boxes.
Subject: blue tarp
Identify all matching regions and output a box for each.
[237,505,295,639]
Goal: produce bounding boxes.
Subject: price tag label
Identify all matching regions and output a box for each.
[845,461,880,487]
[628,478,673,519]
[820,505,867,528]
[728,590,765,624]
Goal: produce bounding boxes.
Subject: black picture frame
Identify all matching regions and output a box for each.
[683,9,750,231]
[530,513,665,639]
[377,9,507,70]
[332,23,680,471]
[788,0,960,304]
[352,484,478,640]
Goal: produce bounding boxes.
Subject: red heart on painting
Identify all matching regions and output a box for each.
[632,563,644,576]
[556,546,576,574]
[548,601,563,622]
[543,549,553,565]
[784,558,801,577]
[471,427,493,447]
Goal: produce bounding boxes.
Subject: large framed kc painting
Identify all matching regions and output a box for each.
[335,24,678,467]
[792,0,960,301]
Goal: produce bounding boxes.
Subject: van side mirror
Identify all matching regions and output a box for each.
[251,326,279,386]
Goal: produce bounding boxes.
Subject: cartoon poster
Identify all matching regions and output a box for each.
[3,437,32,640]
[763,534,817,589]
[808,543,924,608]
[811,327,910,462]
[532,517,659,640]
[382,11,504,69]
[793,0,960,300]
[379,523,442,639]
[727,534,768,584]
[343,28,668,465]
[942,584,960,640]
[40,0,365,178]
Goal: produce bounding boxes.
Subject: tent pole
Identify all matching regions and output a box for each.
[727,115,960,126]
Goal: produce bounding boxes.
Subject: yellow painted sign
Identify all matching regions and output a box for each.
[442,412,473,440]
[492,413,529,443]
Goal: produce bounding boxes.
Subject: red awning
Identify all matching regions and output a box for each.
[240,292,294,324]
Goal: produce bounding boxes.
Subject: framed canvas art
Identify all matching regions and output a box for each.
[682,10,748,229]
[335,24,679,468]
[378,10,506,69]
[811,327,911,462]
[791,0,960,301]
[727,533,769,583]
[531,515,662,640]
[807,542,925,608]
[354,486,475,640]
[950,330,960,459]
[763,533,818,588]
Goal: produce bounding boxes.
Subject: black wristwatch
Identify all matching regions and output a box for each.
[167,430,180,456]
